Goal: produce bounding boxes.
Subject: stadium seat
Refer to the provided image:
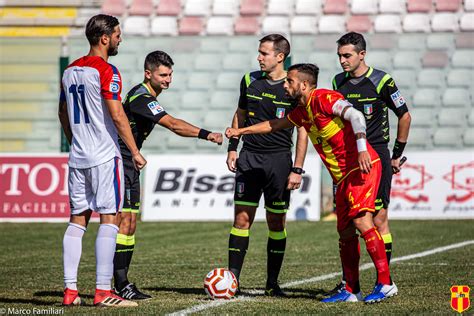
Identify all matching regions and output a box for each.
[306,52,339,70]
[366,51,392,69]
[123,16,150,36]
[151,16,178,35]
[427,33,454,49]
[171,53,195,71]
[179,17,204,35]
[216,72,242,89]
[181,91,209,110]
[370,34,397,49]
[267,0,294,15]
[435,0,461,12]
[240,0,265,15]
[460,13,474,31]
[156,0,182,15]
[101,0,127,16]
[413,88,441,107]
[212,0,239,15]
[442,88,471,108]
[234,16,259,35]
[403,14,431,32]
[222,54,251,71]
[346,15,372,33]
[447,69,472,87]
[433,128,463,147]
[188,72,214,90]
[466,0,474,11]
[431,13,459,32]
[129,0,154,16]
[0,64,57,82]
[391,70,417,88]
[422,51,449,67]
[407,0,432,12]
[158,91,182,109]
[418,69,445,87]
[393,51,421,69]
[438,108,467,126]
[314,34,341,50]
[204,110,233,128]
[184,0,212,16]
[295,0,323,15]
[455,33,474,48]
[351,0,378,14]
[194,54,221,70]
[206,17,233,35]
[374,15,402,33]
[167,134,198,150]
[407,127,432,148]
[291,16,317,34]
[262,16,290,36]
[323,0,347,14]
[318,72,333,89]
[451,50,474,68]
[462,128,474,146]
[318,15,346,33]
[410,108,435,127]
[76,8,101,26]
[292,36,315,53]
[468,108,474,126]
[398,34,426,49]
[197,37,228,52]
[380,0,405,13]
[210,91,239,109]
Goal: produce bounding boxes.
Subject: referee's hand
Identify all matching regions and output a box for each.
[225,127,240,139]
[287,172,302,190]
[132,152,147,170]
[208,132,223,145]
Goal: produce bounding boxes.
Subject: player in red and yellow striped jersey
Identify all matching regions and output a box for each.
[225,63,397,303]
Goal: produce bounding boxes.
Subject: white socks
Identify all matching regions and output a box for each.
[63,223,86,290]
[95,223,119,291]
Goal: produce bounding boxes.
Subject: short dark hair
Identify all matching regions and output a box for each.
[85,14,120,46]
[259,34,291,60]
[287,63,319,87]
[336,32,367,52]
[144,50,174,71]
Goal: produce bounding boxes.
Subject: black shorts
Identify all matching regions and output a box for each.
[373,145,393,211]
[122,157,141,213]
[332,145,393,212]
[234,150,292,213]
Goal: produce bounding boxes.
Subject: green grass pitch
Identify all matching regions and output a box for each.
[0,220,472,314]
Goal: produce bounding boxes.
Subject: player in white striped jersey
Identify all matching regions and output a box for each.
[58,14,145,308]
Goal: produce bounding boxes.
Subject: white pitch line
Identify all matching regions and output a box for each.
[167,240,474,316]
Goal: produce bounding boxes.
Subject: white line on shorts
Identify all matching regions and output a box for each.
[167,240,474,316]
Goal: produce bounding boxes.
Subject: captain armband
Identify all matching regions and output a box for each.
[227,137,239,152]
[343,106,366,135]
[392,139,407,159]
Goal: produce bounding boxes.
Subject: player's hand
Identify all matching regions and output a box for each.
[225,127,241,139]
[358,151,372,174]
[208,132,223,145]
[132,152,147,170]
[391,156,406,174]
[287,172,302,190]
[226,151,238,173]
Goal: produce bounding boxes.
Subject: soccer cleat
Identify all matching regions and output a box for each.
[364,283,398,304]
[324,281,346,297]
[94,289,138,307]
[321,289,363,303]
[264,282,287,297]
[116,283,152,300]
[62,288,82,306]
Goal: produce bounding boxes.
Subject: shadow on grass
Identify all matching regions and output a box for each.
[0,297,59,306]
[143,286,204,295]
[34,291,94,299]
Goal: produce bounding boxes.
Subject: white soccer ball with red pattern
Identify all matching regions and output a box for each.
[204,268,238,299]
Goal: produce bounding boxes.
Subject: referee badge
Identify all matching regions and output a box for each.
[276,107,285,118]
[364,104,373,115]
[236,182,245,194]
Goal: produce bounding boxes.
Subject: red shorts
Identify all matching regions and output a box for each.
[335,160,381,232]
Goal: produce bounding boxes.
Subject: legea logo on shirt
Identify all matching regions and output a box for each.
[148,100,164,115]
[109,82,120,93]
[390,90,405,108]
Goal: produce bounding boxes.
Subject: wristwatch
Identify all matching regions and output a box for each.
[291,167,305,175]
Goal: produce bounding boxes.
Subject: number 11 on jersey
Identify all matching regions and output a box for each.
[69,84,90,124]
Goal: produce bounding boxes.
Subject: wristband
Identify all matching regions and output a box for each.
[198,129,211,140]
[291,167,305,175]
[392,139,406,159]
[227,137,239,152]
[356,138,367,152]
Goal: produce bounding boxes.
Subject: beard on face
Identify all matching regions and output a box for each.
[108,44,119,56]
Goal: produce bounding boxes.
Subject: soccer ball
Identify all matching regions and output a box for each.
[203,268,238,299]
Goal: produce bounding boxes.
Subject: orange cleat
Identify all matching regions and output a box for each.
[93,289,138,307]
[62,288,82,306]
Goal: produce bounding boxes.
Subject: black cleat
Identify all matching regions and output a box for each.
[264,282,287,297]
[324,281,346,297]
[116,283,152,300]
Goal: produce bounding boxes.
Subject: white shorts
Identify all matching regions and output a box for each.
[68,157,124,215]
